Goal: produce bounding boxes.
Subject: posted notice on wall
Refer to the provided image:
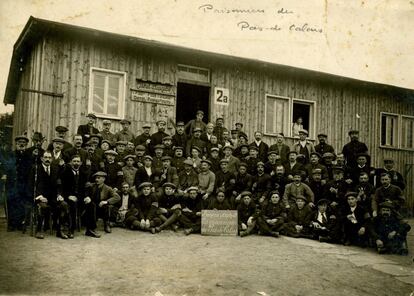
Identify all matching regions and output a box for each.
[214,87,229,106]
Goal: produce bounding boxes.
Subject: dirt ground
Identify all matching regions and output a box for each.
[0,219,413,296]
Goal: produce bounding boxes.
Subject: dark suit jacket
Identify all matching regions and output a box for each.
[29,163,62,206]
[269,143,290,163]
[249,141,269,162]
[77,124,99,144]
[58,165,88,200]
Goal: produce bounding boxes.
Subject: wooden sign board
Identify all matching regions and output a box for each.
[201,210,238,236]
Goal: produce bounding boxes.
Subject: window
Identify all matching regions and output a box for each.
[380,113,399,147]
[292,99,316,138]
[265,95,290,135]
[264,95,316,138]
[88,67,126,119]
[401,116,414,149]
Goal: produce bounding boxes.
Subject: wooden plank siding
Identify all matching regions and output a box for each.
[11,33,414,211]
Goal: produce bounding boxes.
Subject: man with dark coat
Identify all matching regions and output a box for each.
[3,136,32,231]
[102,150,124,191]
[172,121,188,156]
[58,154,88,238]
[186,127,207,157]
[63,134,89,165]
[77,113,99,145]
[150,120,169,154]
[249,131,269,162]
[315,133,335,156]
[134,123,152,154]
[29,151,65,239]
[375,159,405,190]
[269,133,290,164]
[341,130,369,169]
[47,126,73,151]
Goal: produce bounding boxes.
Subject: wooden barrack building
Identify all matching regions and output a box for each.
[3,17,414,211]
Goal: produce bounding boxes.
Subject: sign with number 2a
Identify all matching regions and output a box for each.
[214,87,229,106]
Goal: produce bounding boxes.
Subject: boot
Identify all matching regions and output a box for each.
[158,211,180,231]
[104,221,111,233]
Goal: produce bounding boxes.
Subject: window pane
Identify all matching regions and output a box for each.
[381,114,398,147]
[93,74,105,114]
[266,97,274,134]
[402,117,414,149]
[107,77,120,115]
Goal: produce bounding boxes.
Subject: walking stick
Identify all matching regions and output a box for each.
[1,180,7,222]
[29,160,38,236]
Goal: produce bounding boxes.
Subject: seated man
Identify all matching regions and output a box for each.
[371,201,411,255]
[83,171,121,237]
[284,195,313,238]
[114,182,136,226]
[238,191,257,237]
[179,186,204,235]
[152,182,182,233]
[125,182,161,232]
[373,173,405,217]
[309,199,341,243]
[342,192,371,247]
[283,172,315,209]
[255,191,285,237]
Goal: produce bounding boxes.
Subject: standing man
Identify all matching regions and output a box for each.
[185,110,207,137]
[47,126,73,151]
[77,113,99,145]
[100,119,116,145]
[134,123,152,154]
[83,171,121,237]
[315,133,335,156]
[26,132,45,165]
[269,133,290,164]
[115,119,135,142]
[172,121,188,155]
[3,135,32,231]
[150,120,169,154]
[293,129,315,164]
[342,130,368,169]
[63,134,89,165]
[213,117,228,144]
[250,131,269,162]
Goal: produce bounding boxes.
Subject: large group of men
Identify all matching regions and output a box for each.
[0,110,410,255]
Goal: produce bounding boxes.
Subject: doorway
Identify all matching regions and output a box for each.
[176,82,210,124]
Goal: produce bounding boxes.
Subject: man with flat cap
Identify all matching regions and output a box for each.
[177,159,199,197]
[150,120,169,154]
[115,119,135,142]
[83,171,121,236]
[269,133,290,164]
[198,159,216,206]
[184,110,207,137]
[214,158,236,198]
[134,123,152,154]
[47,126,73,151]
[159,156,179,189]
[102,150,124,191]
[293,129,315,164]
[371,201,411,255]
[341,130,368,169]
[100,119,116,145]
[77,113,99,145]
[3,135,31,231]
[375,159,405,190]
[26,132,45,165]
[186,127,207,157]
[171,121,188,155]
[213,117,228,144]
[134,155,161,189]
[315,133,335,156]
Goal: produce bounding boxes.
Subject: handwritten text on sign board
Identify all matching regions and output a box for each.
[214,88,229,106]
[201,210,238,236]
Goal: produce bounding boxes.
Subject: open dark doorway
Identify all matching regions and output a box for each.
[176,82,210,124]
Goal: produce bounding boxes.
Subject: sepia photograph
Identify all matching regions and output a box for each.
[0,1,413,295]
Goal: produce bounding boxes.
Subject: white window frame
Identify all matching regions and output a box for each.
[264,94,291,136]
[379,112,400,149]
[88,67,126,120]
[292,98,317,140]
[401,115,414,151]
[264,95,317,139]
